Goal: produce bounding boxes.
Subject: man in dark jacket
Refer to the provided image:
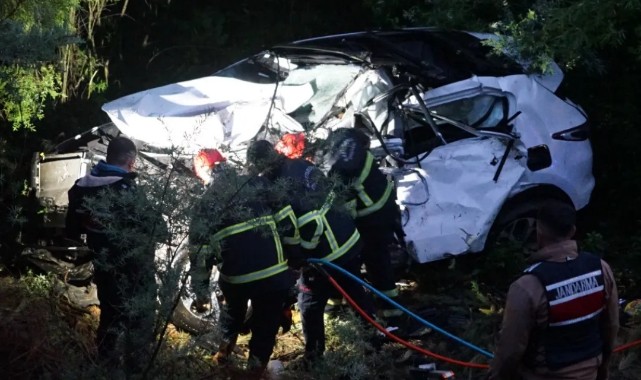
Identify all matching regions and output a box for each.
[66,136,158,369]
[246,139,376,362]
[323,127,403,319]
[189,165,297,378]
[489,204,619,380]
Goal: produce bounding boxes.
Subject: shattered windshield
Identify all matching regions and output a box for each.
[283,64,362,127]
[216,52,362,128]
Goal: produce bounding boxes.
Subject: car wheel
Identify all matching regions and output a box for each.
[488,198,573,253]
[170,248,222,334]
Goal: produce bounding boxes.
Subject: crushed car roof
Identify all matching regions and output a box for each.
[273,28,524,86]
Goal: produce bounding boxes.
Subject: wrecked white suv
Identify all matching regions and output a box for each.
[33,28,593,265]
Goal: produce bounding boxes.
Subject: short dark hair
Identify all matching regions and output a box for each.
[107,137,137,166]
[538,203,576,238]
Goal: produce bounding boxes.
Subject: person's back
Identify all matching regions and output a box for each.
[246,139,375,361]
[275,157,360,261]
[323,127,402,317]
[489,204,619,380]
[66,157,137,254]
[190,173,293,293]
[189,168,296,378]
[66,136,158,370]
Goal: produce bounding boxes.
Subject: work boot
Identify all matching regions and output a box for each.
[380,305,404,326]
[213,337,237,365]
[246,354,268,379]
[324,297,345,319]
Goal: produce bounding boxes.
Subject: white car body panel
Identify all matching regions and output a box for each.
[415,74,593,210]
[102,76,313,153]
[396,137,526,262]
[101,42,593,263]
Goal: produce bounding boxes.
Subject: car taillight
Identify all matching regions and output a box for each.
[552,122,590,141]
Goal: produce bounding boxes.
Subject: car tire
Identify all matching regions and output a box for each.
[169,248,222,334]
[488,198,573,253]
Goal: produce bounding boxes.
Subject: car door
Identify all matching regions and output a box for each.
[394,80,527,263]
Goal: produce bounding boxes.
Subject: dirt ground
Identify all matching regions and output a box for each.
[1,259,640,379]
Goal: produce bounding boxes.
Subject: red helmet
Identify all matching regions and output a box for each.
[275,132,306,159]
[194,148,226,183]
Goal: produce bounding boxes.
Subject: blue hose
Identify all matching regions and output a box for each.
[308,258,495,359]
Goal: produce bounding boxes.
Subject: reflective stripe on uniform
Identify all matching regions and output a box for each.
[298,192,336,250]
[352,152,393,217]
[213,215,275,241]
[299,209,324,249]
[275,204,300,245]
[544,269,606,326]
[283,236,300,245]
[323,228,359,263]
[356,180,394,218]
[219,262,289,284]
[354,152,375,206]
[213,214,286,281]
[548,307,604,327]
[296,191,359,262]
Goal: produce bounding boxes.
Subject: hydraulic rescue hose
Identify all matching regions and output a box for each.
[308,258,641,369]
[308,258,495,359]
[311,263,490,369]
[614,339,641,353]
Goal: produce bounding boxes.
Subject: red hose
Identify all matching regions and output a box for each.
[317,265,641,369]
[323,270,490,369]
[614,339,641,353]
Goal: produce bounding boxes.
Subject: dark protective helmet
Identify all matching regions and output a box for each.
[246,140,280,171]
[322,127,370,172]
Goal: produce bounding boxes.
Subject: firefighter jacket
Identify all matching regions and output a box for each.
[269,157,362,266]
[489,240,619,380]
[189,175,296,297]
[324,128,396,223]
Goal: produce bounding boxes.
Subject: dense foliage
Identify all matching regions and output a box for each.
[1,0,640,287]
[1,0,640,276]
[1,2,641,378]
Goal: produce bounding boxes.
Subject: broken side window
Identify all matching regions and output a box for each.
[430,94,507,130]
[401,94,509,158]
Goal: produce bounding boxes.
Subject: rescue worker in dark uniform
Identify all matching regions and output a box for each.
[322,127,403,319]
[189,164,298,378]
[246,139,376,362]
[66,137,159,369]
[490,204,619,380]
